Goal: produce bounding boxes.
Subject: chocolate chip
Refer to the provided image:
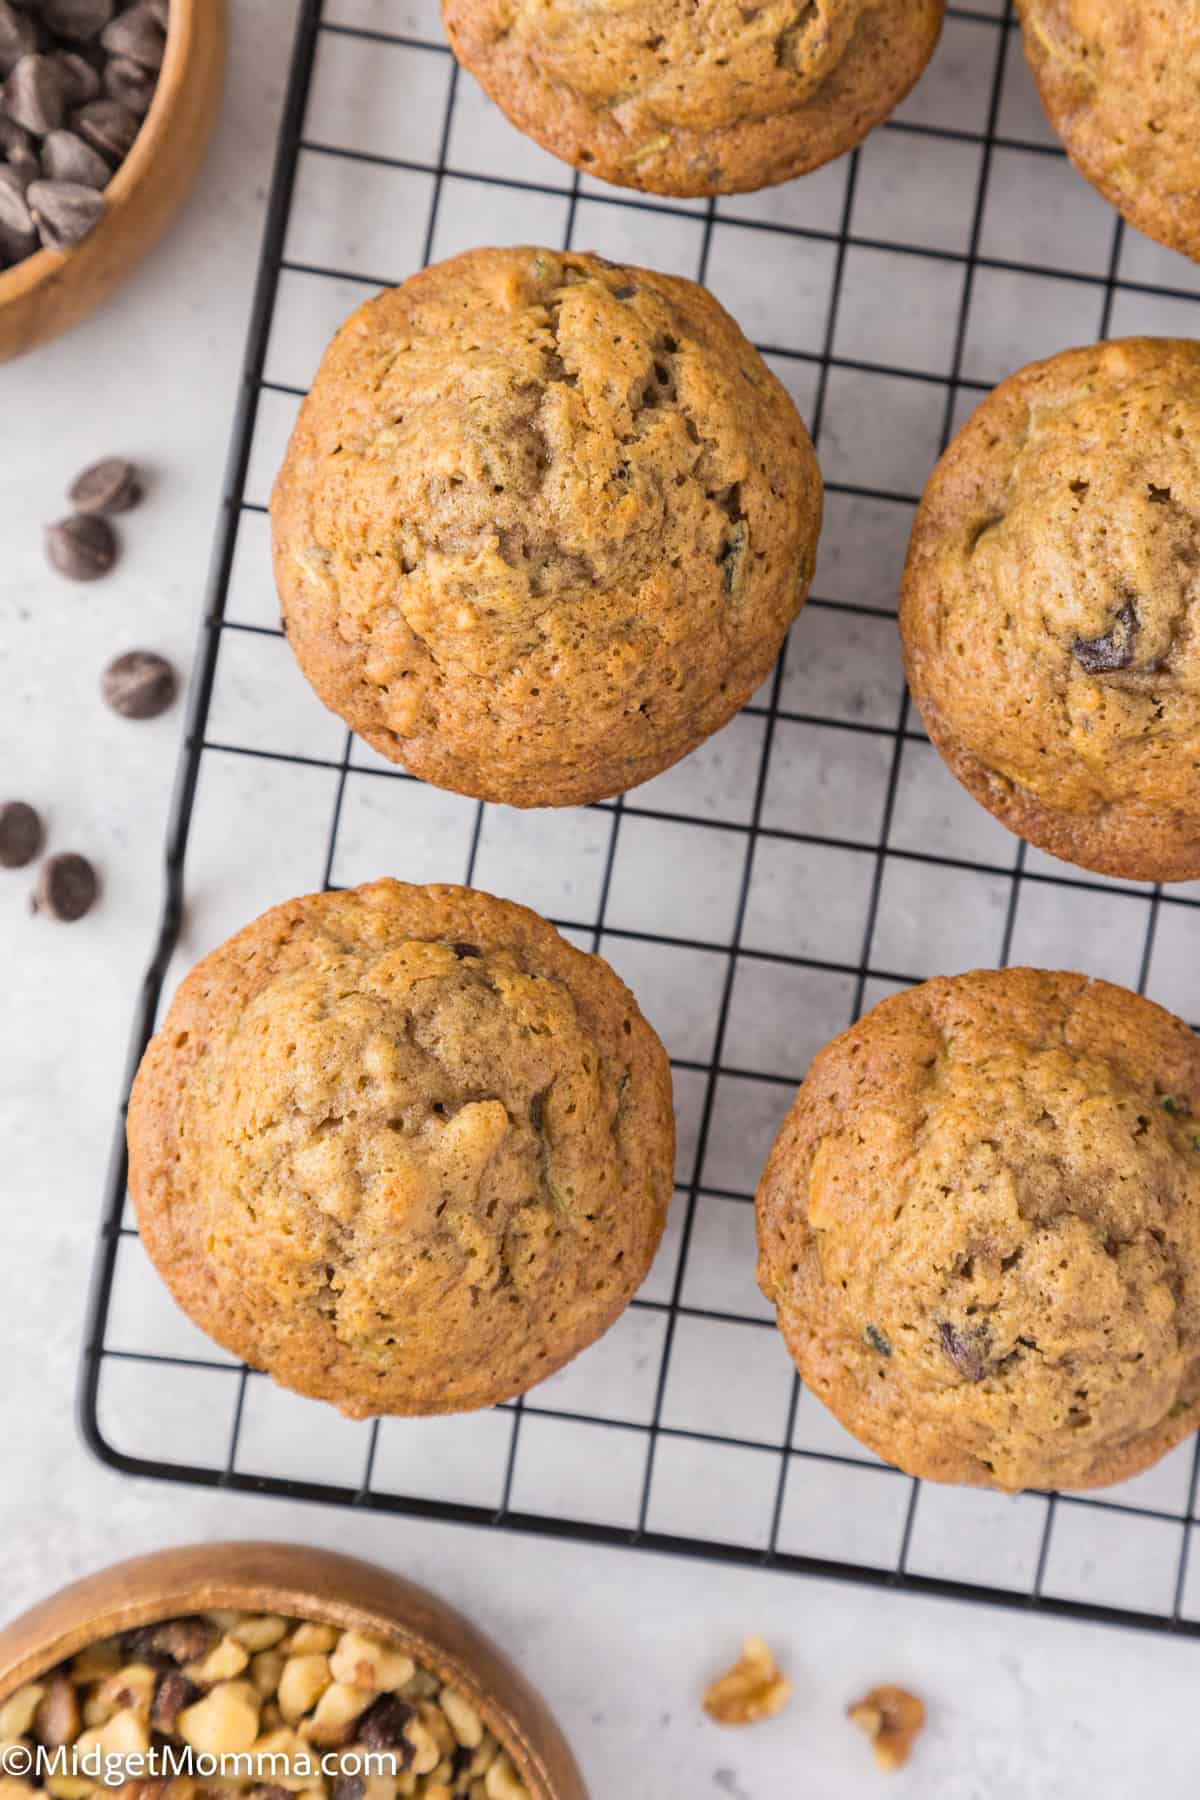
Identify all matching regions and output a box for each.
[101,649,176,718]
[101,51,152,113]
[1148,483,1172,505]
[611,283,637,300]
[331,1779,364,1800]
[0,161,32,232]
[100,4,163,68]
[0,111,33,159]
[718,520,747,595]
[0,800,44,868]
[144,0,168,23]
[1071,597,1138,674]
[937,1320,988,1383]
[40,126,109,186]
[150,1670,199,1734]
[0,1,36,76]
[27,175,105,247]
[0,212,35,259]
[5,53,67,134]
[69,454,141,514]
[41,0,114,40]
[45,511,116,579]
[33,852,98,921]
[356,1694,415,1761]
[865,1323,891,1357]
[72,95,138,159]
[451,941,481,959]
[53,48,102,106]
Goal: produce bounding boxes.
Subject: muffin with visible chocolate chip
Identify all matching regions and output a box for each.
[1017,0,1200,263]
[900,338,1200,882]
[442,1,945,197]
[271,245,821,808]
[127,880,675,1418]
[756,968,1200,1492]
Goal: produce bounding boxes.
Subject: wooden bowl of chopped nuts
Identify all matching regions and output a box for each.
[0,0,227,363]
[0,1542,588,1800]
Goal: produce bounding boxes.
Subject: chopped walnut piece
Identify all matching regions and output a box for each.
[701,1635,793,1726]
[847,1685,926,1772]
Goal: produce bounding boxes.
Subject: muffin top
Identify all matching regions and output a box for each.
[442,1,945,196]
[901,339,1200,882]
[1018,0,1200,261]
[757,969,1200,1492]
[127,881,675,1418]
[271,246,820,808]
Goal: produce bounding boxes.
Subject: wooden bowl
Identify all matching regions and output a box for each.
[0,0,228,363]
[0,1542,588,1800]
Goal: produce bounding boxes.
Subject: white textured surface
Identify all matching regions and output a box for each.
[3,3,1200,1794]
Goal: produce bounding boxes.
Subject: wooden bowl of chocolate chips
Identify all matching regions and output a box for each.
[0,0,227,362]
[0,1542,588,1800]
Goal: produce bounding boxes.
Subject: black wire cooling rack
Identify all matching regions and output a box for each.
[81,0,1200,1641]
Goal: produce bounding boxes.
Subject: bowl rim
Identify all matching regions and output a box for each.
[0,1542,586,1800]
[0,0,203,305]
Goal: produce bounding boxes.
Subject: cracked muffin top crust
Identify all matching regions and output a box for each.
[1018,0,1200,263]
[441,1,945,197]
[127,880,675,1419]
[270,246,822,808]
[756,968,1200,1492]
[900,338,1200,882]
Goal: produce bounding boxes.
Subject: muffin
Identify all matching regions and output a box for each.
[271,246,821,809]
[756,968,1200,1493]
[127,880,675,1418]
[442,1,946,197]
[1018,0,1200,263]
[900,338,1200,883]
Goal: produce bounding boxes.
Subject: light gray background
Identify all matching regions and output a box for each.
[4,2,1200,1794]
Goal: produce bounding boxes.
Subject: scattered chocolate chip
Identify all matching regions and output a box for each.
[45,511,116,579]
[124,1615,218,1665]
[100,4,164,69]
[450,941,481,958]
[72,95,137,159]
[0,159,32,231]
[150,1669,199,1735]
[611,283,637,300]
[718,520,747,595]
[69,454,141,514]
[40,125,109,185]
[144,0,168,23]
[1148,482,1172,504]
[937,1320,988,1383]
[1071,597,1138,674]
[0,1,36,76]
[27,174,105,246]
[41,0,114,40]
[865,1323,891,1357]
[331,1778,364,1800]
[53,48,103,106]
[101,649,176,718]
[33,851,98,921]
[0,110,33,159]
[5,53,67,135]
[357,1694,415,1760]
[0,211,35,258]
[0,799,44,868]
[101,50,152,112]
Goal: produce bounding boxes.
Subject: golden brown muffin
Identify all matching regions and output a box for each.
[756,968,1200,1493]
[442,1,945,198]
[271,246,821,808]
[900,339,1200,884]
[1018,0,1200,263]
[127,880,675,1419]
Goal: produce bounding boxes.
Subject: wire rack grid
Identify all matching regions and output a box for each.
[81,0,1200,1640]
